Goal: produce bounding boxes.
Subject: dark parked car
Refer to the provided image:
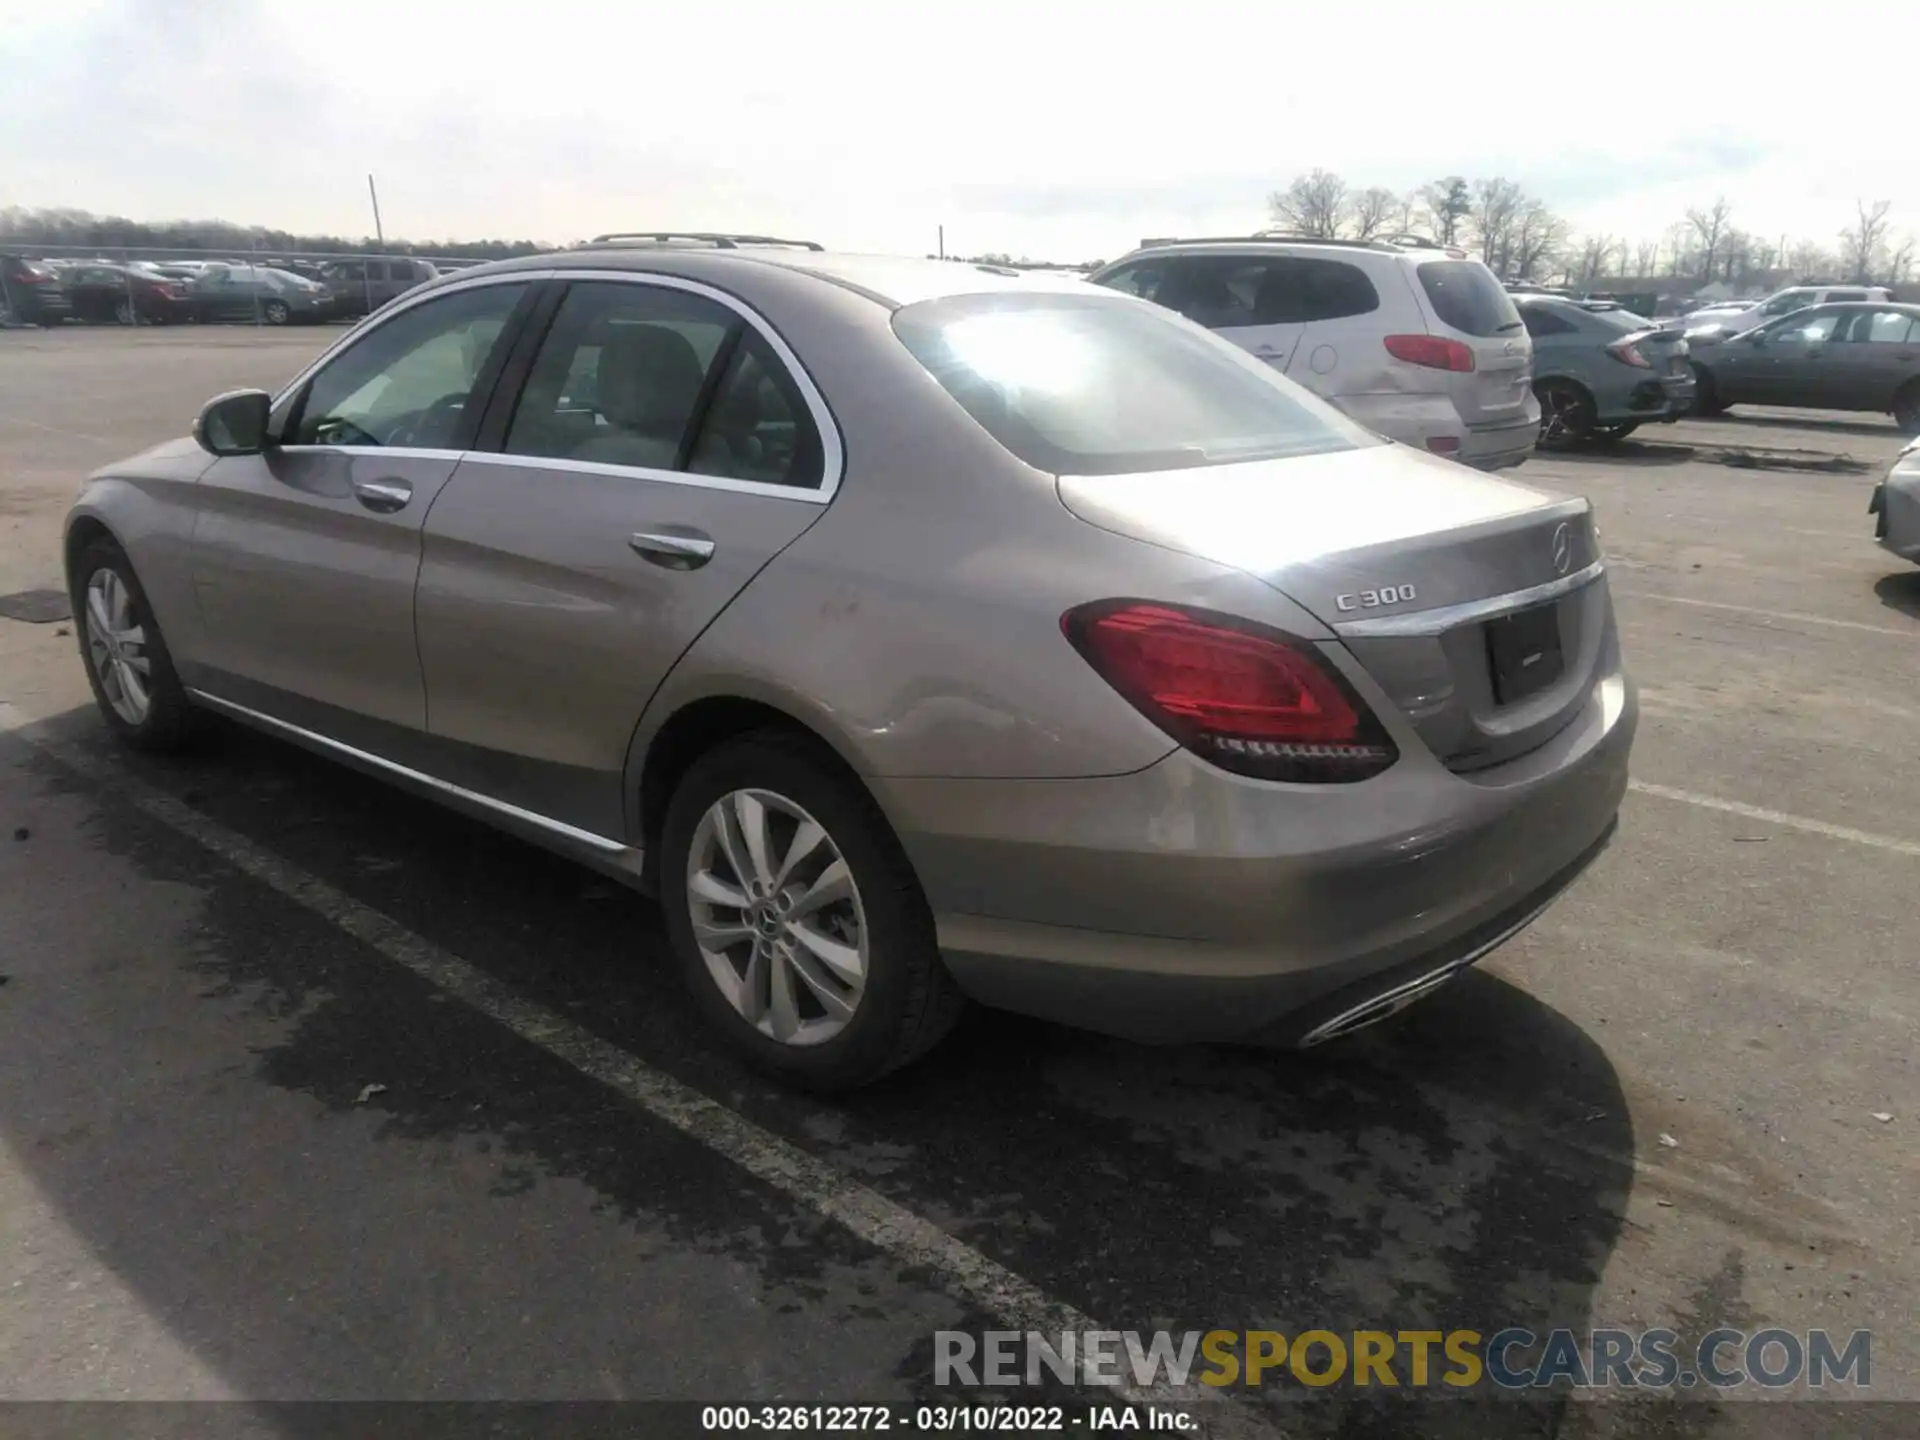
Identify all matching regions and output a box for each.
[58,262,194,325]
[318,257,440,318]
[1517,296,1694,447]
[1690,302,1920,434]
[188,264,334,325]
[0,253,74,325]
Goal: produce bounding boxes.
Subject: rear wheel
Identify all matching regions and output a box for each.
[113,298,135,326]
[1894,381,1920,437]
[262,299,290,326]
[1535,380,1596,449]
[1691,363,1728,416]
[71,535,203,752]
[659,731,964,1092]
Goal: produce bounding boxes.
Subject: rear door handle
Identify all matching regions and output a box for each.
[630,530,715,569]
[352,477,412,513]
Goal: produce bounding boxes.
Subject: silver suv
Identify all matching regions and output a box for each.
[1090,235,1539,470]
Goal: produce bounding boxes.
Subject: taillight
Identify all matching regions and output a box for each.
[1384,334,1476,373]
[1605,339,1651,369]
[1061,601,1398,783]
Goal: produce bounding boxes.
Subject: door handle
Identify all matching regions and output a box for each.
[353,477,412,513]
[630,530,715,569]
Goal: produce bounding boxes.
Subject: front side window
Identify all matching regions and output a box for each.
[1759,291,1811,317]
[1158,257,1263,330]
[1768,310,1843,344]
[502,280,826,488]
[1093,262,1168,302]
[289,282,527,447]
[892,292,1376,477]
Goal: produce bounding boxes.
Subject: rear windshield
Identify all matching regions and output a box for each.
[1417,260,1523,338]
[891,293,1375,476]
[1585,306,1652,334]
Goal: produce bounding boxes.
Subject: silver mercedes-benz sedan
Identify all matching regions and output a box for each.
[65,236,1637,1090]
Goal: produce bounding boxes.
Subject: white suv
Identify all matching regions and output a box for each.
[1089,235,1539,470]
[1685,284,1894,338]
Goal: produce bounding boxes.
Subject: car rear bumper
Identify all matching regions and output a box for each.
[875,661,1636,1044]
[1336,394,1537,470]
[1874,472,1920,562]
[1600,374,1696,423]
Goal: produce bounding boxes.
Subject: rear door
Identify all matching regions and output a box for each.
[1825,308,1920,408]
[411,274,838,837]
[1160,255,1305,373]
[1410,258,1533,428]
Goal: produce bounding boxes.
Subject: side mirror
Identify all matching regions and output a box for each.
[193,389,272,457]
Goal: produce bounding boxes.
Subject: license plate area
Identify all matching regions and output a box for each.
[1484,602,1564,706]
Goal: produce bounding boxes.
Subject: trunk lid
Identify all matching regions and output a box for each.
[1057,443,1608,770]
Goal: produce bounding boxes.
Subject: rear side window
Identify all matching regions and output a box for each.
[1585,307,1651,335]
[1826,290,1868,303]
[1417,260,1522,337]
[1256,257,1380,323]
[1520,306,1576,337]
[892,292,1375,477]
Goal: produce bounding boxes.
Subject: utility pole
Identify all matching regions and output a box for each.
[368,174,387,247]
[938,224,945,260]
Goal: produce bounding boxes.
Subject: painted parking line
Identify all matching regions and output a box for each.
[1614,590,1915,639]
[0,704,1243,1424]
[1630,779,1920,858]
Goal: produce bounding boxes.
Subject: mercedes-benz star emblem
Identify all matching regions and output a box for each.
[1550,522,1573,576]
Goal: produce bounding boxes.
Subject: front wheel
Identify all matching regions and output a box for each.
[1590,423,1640,444]
[71,535,204,752]
[113,298,136,326]
[659,731,964,1091]
[261,299,290,326]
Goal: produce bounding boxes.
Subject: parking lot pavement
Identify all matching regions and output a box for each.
[1,331,1916,1430]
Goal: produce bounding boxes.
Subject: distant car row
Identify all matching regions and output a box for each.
[0,253,445,327]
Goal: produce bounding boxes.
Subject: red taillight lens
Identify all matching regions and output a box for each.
[1384,334,1476,373]
[1605,339,1651,369]
[1061,601,1397,783]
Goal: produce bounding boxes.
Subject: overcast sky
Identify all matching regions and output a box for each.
[2,0,1912,262]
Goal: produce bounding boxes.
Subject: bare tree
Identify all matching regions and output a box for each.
[1509,201,1568,282]
[1470,177,1525,273]
[1684,197,1733,281]
[1575,233,1617,284]
[1839,199,1893,282]
[1631,239,1660,278]
[1784,240,1834,282]
[1420,176,1473,246]
[1887,234,1916,285]
[1348,187,1398,241]
[1395,190,1424,236]
[1268,170,1349,239]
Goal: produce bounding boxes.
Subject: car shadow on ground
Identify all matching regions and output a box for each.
[1546,438,1696,467]
[1705,412,1902,442]
[3,709,1640,1433]
[1872,571,1920,621]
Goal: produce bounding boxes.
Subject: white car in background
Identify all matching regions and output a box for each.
[1871,437,1920,565]
[1686,284,1892,339]
[1090,235,1539,470]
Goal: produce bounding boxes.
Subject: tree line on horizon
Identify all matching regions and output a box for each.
[0,206,549,262]
[1266,171,1916,291]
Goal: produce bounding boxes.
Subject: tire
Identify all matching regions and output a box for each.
[113,298,135,326]
[262,299,290,326]
[1590,423,1640,444]
[70,535,204,753]
[1894,382,1920,437]
[659,730,965,1091]
[1534,379,1596,450]
[1691,363,1728,416]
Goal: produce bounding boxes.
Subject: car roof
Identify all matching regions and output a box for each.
[429,245,1096,310]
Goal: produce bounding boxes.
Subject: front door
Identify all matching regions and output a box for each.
[1748,308,1847,406]
[413,275,834,838]
[1164,255,1307,376]
[186,279,531,746]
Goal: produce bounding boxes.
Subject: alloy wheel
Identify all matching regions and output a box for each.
[84,567,152,725]
[686,787,868,1047]
[1538,387,1581,446]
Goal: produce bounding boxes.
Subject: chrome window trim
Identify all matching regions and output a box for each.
[187,688,635,857]
[456,450,832,504]
[270,269,558,409]
[274,444,469,463]
[1332,559,1607,638]
[535,268,846,500]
